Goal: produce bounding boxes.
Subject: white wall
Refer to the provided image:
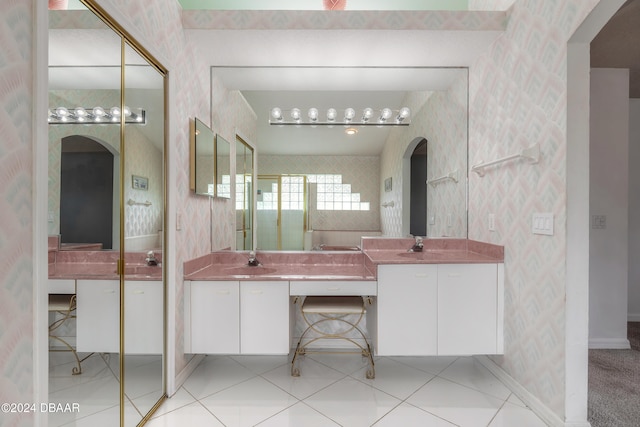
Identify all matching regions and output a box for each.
[629,98,640,321]
[589,68,630,348]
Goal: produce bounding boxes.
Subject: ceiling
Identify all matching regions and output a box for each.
[591,0,640,98]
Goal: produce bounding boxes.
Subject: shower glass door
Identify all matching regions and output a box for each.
[257,175,307,250]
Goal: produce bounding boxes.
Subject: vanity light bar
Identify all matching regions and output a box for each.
[48,106,146,125]
[269,107,411,126]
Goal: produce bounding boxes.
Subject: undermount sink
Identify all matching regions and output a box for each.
[222,266,278,276]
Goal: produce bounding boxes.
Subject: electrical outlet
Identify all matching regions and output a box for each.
[447,213,453,227]
[488,213,495,231]
[48,211,54,223]
[176,212,183,231]
[429,214,436,225]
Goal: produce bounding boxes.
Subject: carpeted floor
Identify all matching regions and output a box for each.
[588,322,640,427]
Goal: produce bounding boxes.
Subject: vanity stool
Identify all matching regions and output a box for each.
[291,295,375,379]
[49,294,85,375]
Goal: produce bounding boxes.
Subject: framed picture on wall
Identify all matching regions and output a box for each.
[384,177,392,192]
[132,175,149,191]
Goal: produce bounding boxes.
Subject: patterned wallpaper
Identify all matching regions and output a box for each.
[0,0,35,425]
[259,155,381,232]
[380,74,468,239]
[468,0,598,418]
[1,2,612,424]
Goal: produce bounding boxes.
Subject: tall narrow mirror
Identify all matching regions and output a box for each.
[123,41,166,425]
[48,3,122,425]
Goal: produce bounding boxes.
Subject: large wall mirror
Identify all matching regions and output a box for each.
[236,136,254,250]
[48,1,166,425]
[213,66,468,250]
[190,118,215,196]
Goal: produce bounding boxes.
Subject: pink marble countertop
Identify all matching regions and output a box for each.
[48,250,163,281]
[184,239,503,281]
[185,251,375,281]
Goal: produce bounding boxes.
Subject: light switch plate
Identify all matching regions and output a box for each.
[532,212,554,235]
[488,213,495,231]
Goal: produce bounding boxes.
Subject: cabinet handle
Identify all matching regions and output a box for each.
[249,290,263,295]
[104,289,116,294]
[133,290,144,295]
[216,290,231,295]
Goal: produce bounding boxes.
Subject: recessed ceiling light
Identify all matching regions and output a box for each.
[345,127,358,135]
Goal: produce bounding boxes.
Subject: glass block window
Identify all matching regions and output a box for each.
[235,174,250,210]
[218,175,231,199]
[307,174,370,211]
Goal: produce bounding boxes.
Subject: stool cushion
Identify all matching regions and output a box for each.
[302,296,364,314]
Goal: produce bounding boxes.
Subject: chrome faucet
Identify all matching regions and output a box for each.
[409,236,424,252]
[145,250,158,266]
[247,251,260,266]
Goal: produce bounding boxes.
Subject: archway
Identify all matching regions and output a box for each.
[401,137,428,237]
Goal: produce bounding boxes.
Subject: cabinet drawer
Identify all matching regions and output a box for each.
[49,279,75,294]
[290,280,377,296]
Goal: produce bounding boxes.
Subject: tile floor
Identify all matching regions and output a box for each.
[144,354,548,427]
[48,352,163,426]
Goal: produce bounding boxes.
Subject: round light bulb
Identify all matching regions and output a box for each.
[270,107,282,121]
[362,108,373,122]
[93,106,106,117]
[291,108,301,121]
[74,107,88,117]
[55,107,69,117]
[344,107,355,121]
[110,107,121,117]
[123,106,132,117]
[399,107,411,119]
[326,108,337,121]
[308,107,318,121]
[381,108,392,120]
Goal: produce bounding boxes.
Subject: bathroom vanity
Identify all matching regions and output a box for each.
[183,238,504,357]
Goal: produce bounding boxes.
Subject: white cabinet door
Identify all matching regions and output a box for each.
[190,281,240,354]
[438,264,498,355]
[125,281,163,354]
[76,279,119,353]
[240,281,290,355]
[377,264,438,356]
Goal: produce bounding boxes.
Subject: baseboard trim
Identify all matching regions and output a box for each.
[628,313,640,322]
[588,338,631,349]
[475,355,577,427]
[174,354,205,395]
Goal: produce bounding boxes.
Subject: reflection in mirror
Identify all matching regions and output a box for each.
[215,134,231,198]
[123,40,165,426]
[48,2,122,425]
[191,118,215,196]
[215,66,468,248]
[236,137,254,250]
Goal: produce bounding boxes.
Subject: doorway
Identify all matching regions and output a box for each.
[256,175,307,250]
[410,139,428,237]
[60,136,115,249]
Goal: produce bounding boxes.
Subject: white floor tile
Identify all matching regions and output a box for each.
[354,357,435,400]
[307,352,377,376]
[146,387,196,419]
[48,375,120,426]
[373,403,457,427]
[304,377,401,427]
[255,402,341,426]
[230,354,289,374]
[438,357,512,400]
[262,357,345,399]
[406,376,504,427]
[389,356,458,375]
[182,356,255,399]
[146,402,224,427]
[199,376,298,427]
[488,401,548,427]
